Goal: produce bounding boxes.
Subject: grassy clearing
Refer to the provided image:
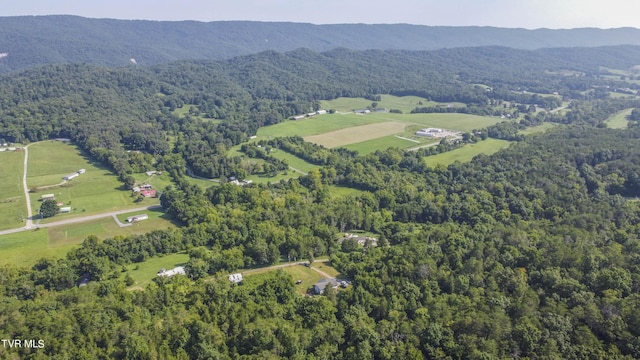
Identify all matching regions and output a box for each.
[343,135,421,154]
[399,113,505,132]
[320,95,464,114]
[311,260,341,278]
[132,172,175,192]
[0,208,177,267]
[243,263,325,295]
[424,139,512,166]
[304,121,408,148]
[269,149,319,174]
[519,122,558,135]
[124,252,190,289]
[172,104,221,124]
[327,185,366,199]
[605,109,633,129]
[0,229,71,267]
[257,113,386,138]
[27,141,159,224]
[0,150,26,230]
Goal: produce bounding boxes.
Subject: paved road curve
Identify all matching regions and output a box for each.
[0,205,162,236]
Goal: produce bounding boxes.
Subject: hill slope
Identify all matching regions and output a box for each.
[1,15,640,72]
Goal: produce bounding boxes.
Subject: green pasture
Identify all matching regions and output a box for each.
[320,95,464,114]
[0,150,26,230]
[124,252,190,289]
[132,171,175,192]
[605,109,633,129]
[243,264,325,295]
[397,113,505,132]
[311,260,341,278]
[0,229,70,267]
[0,209,176,267]
[519,122,558,135]
[327,185,366,199]
[343,134,421,154]
[424,139,512,166]
[26,141,159,224]
[269,149,319,174]
[257,113,387,138]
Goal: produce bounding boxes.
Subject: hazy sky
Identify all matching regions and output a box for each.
[4,0,639,29]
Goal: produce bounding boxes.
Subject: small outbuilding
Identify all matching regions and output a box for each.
[59,206,71,213]
[126,214,149,222]
[229,273,243,283]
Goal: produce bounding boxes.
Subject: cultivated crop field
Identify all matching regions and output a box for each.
[0,150,26,230]
[27,141,159,224]
[423,139,512,166]
[304,121,408,148]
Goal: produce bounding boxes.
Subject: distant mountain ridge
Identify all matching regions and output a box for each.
[1,15,640,73]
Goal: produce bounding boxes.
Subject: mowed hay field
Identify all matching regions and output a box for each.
[0,150,26,230]
[605,108,633,129]
[257,112,387,138]
[424,139,512,166]
[27,141,159,224]
[0,208,176,267]
[304,121,407,148]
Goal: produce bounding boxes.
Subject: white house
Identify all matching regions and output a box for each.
[77,169,86,174]
[228,273,243,283]
[41,194,55,200]
[64,173,79,181]
[415,129,435,137]
[59,206,71,213]
[158,266,186,277]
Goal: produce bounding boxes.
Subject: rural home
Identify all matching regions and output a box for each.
[59,206,71,213]
[228,273,243,283]
[313,278,339,295]
[126,214,149,222]
[157,266,186,277]
[78,169,86,174]
[316,110,327,115]
[140,189,157,197]
[339,233,378,247]
[41,194,55,200]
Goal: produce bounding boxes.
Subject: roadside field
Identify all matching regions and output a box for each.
[423,139,512,166]
[0,150,26,230]
[344,134,423,154]
[0,229,67,267]
[304,121,407,148]
[519,122,558,135]
[0,209,176,267]
[27,141,159,224]
[311,260,341,278]
[257,112,387,138]
[124,252,190,289]
[605,108,633,129]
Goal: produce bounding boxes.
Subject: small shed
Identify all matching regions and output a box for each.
[41,194,55,200]
[59,207,71,213]
[228,273,243,283]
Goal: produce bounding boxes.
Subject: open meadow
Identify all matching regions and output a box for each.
[519,122,559,135]
[605,108,633,129]
[0,150,26,230]
[320,95,465,114]
[304,121,407,148]
[424,139,512,166]
[0,208,177,267]
[27,141,159,224]
[124,252,190,290]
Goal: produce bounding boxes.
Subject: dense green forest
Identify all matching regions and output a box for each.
[3,15,640,73]
[2,45,640,358]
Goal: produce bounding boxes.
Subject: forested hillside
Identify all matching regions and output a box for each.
[2,45,640,358]
[1,15,640,72]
